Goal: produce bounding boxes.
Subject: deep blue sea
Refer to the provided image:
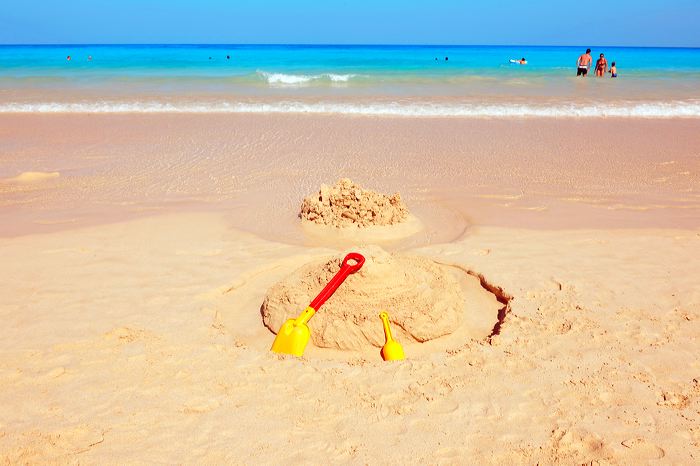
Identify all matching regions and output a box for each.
[1,44,699,117]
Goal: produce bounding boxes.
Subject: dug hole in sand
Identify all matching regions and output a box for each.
[261,245,507,359]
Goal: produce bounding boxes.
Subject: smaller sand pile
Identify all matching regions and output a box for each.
[261,246,467,350]
[299,178,409,228]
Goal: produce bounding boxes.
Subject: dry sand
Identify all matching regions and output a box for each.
[0,114,699,464]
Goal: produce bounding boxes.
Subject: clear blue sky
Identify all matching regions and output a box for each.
[1,0,699,47]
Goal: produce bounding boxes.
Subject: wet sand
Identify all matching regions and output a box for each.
[1,114,699,463]
[1,114,698,239]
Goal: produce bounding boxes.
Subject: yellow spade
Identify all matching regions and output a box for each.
[270,306,316,358]
[379,311,405,361]
[271,253,365,357]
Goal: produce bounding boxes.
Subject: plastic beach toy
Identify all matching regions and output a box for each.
[379,311,405,361]
[271,252,365,357]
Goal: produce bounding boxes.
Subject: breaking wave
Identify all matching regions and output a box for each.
[257,71,359,85]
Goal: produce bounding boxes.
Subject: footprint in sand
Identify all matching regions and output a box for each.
[182,398,221,414]
[620,438,665,459]
[658,380,699,409]
[435,446,464,461]
[7,425,105,462]
[45,367,66,379]
[430,397,460,414]
[551,428,611,462]
[103,326,155,343]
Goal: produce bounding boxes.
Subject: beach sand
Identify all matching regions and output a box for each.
[1,114,699,464]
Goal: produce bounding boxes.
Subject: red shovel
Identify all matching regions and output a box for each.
[271,252,365,357]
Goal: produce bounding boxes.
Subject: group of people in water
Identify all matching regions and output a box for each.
[511,49,617,77]
[65,49,618,78]
[576,48,617,77]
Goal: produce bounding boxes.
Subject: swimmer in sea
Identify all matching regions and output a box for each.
[609,61,617,78]
[519,57,527,64]
[577,48,592,76]
[595,53,608,77]
[66,55,71,61]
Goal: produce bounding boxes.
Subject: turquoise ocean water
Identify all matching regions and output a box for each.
[1,44,699,116]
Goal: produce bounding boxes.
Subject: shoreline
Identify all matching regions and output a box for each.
[2,97,700,118]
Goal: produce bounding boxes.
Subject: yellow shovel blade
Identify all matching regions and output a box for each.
[379,311,405,361]
[381,340,405,361]
[270,306,315,357]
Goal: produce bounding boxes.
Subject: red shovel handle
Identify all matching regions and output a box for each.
[309,252,365,310]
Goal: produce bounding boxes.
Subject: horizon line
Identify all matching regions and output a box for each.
[1,43,699,50]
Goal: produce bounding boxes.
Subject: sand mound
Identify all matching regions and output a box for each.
[5,171,60,184]
[261,246,467,350]
[299,178,409,228]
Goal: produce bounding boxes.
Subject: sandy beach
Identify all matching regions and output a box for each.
[1,113,699,464]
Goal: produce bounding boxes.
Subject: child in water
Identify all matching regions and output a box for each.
[609,62,617,78]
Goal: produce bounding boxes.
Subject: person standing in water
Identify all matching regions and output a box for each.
[577,48,592,76]
[595,53,608,77]
[609,62,618,78]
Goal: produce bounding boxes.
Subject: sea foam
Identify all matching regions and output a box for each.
[1,100,699,117]
[257,71,358,85]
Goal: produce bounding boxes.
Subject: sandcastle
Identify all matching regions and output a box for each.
[263,181,503,356]
[299,178,409,228]
[262,246,468,351]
